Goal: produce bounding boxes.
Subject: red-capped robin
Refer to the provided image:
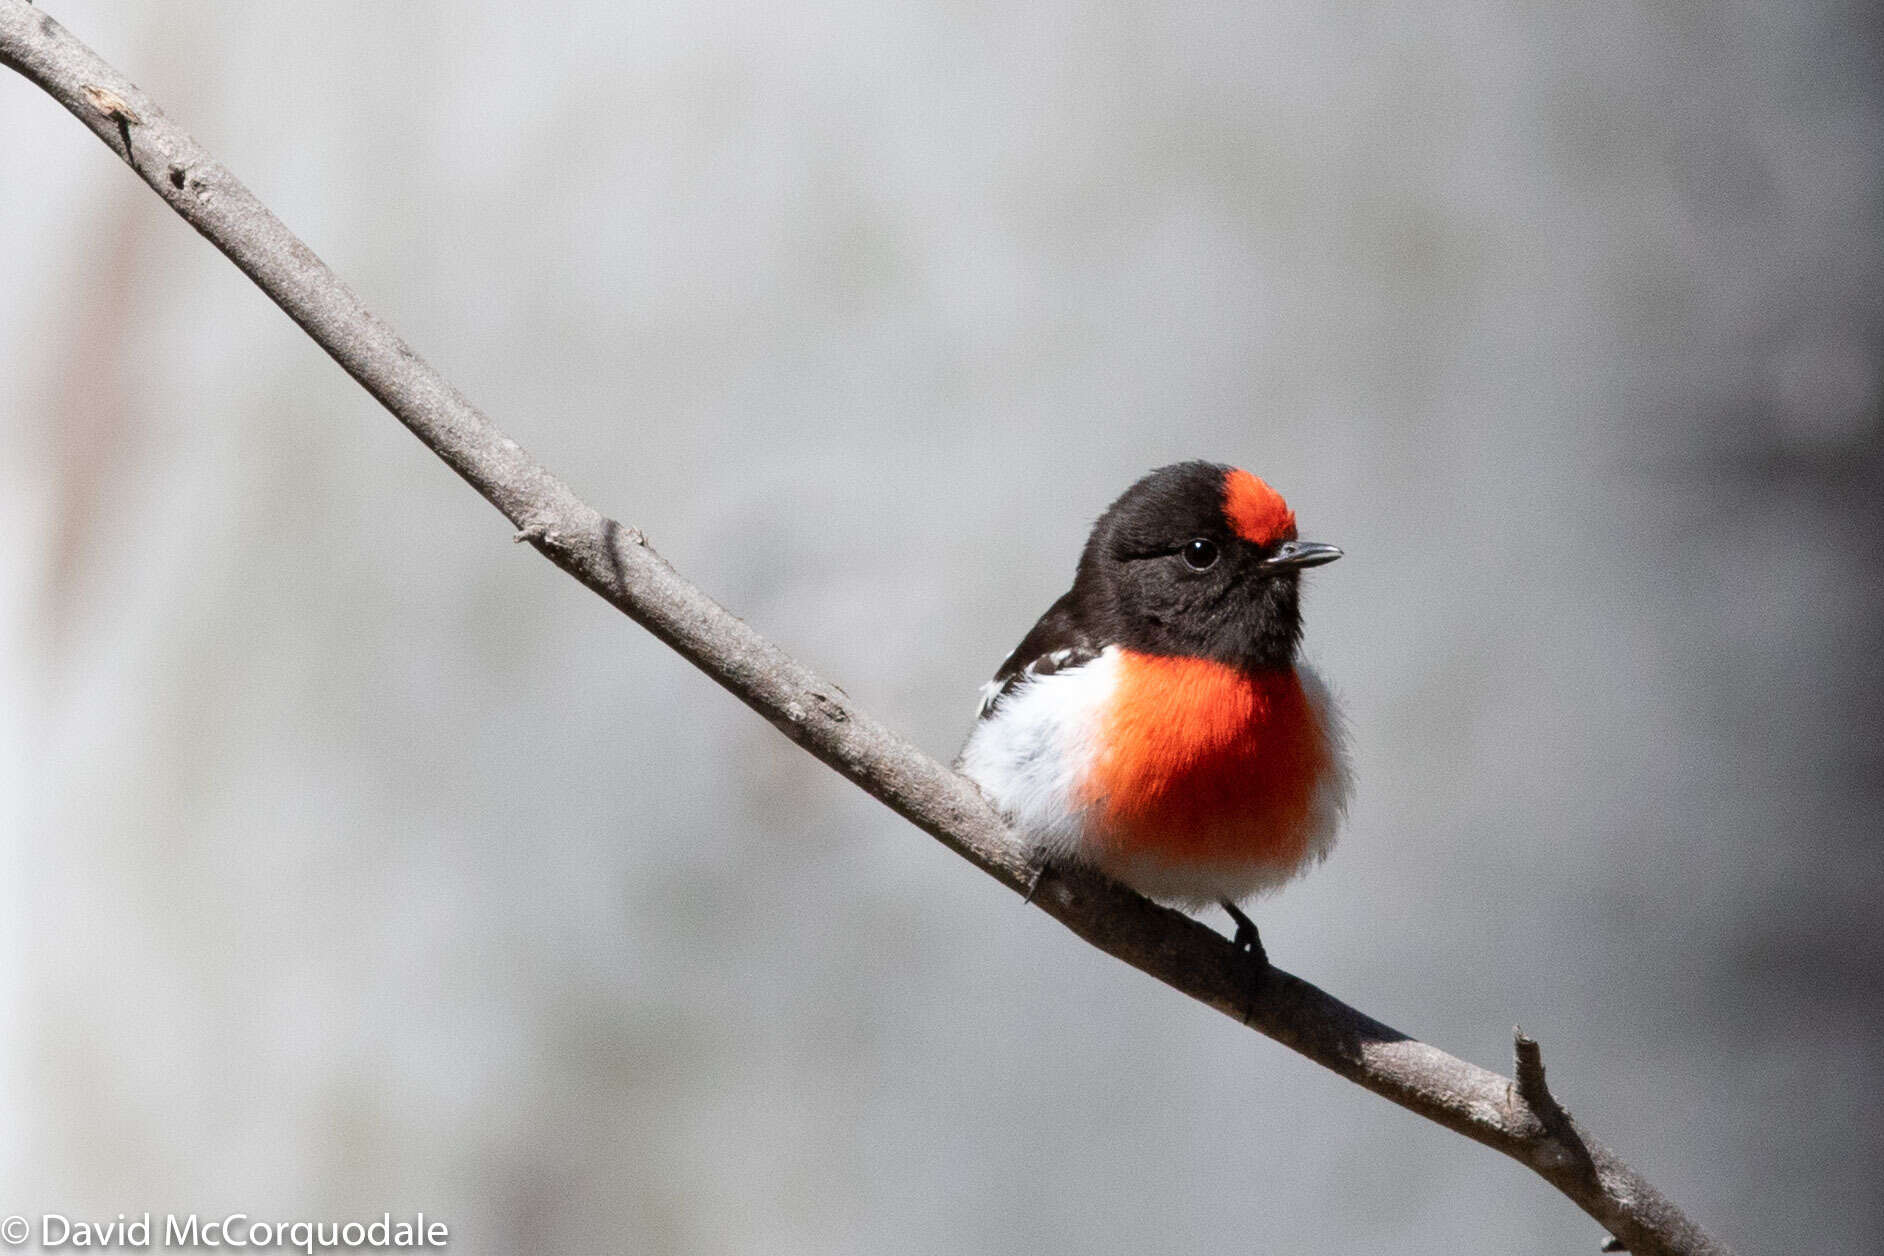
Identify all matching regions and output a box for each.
[959,461,1351,968]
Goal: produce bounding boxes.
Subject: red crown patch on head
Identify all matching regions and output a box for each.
[1222,468,1297,547]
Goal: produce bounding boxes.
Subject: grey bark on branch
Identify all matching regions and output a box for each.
[0,5,1732,1253]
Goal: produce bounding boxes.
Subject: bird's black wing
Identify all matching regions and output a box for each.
[976,589,1102,720]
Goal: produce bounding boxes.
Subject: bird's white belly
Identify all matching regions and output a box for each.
[959,648,1123,865]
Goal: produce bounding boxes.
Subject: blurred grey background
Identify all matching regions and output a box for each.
[3,2,1880,1252]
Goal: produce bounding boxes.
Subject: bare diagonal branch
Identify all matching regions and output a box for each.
[0,5,1733,1253]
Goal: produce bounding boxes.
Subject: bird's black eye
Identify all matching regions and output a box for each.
[1181,538,1219,571]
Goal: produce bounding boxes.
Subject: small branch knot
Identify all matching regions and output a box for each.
[80,83,139,164]
[80,82,137,122]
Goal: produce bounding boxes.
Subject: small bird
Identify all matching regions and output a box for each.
[959,461,1351,968]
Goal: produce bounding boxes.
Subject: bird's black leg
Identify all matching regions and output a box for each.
[1220,899,1270,1020]
[1220,898,1268,968]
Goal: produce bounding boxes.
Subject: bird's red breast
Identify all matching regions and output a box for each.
[1082,650,1331,870]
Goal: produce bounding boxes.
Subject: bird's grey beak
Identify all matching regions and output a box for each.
[1261,540,1343,571]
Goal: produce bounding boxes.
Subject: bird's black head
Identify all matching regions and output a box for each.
[1072,461,1340,670]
